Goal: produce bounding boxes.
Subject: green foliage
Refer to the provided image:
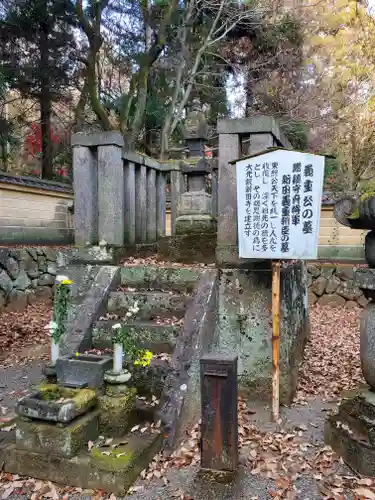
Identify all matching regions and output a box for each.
[282,120,308,150]
[52,283,71,343]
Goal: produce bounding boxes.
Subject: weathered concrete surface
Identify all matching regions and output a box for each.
[120,266,200,291]
[92,320,180,353]
[107,291,187,319]
[1,431,162,495]
[360,302,375,389]
[15,410,99,458]
[58,263,120,356]
[325,391,375,476]
[217,262,309,405]
[158,269,218,449]
[157,233,216,264]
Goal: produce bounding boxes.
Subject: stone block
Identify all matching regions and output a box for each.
[325,392,375,476]
[326,276,341,294]
[0,270,13,295]
[311,276,327,296]
[179,191,212,216]
[56,355,112,390]
[354,268,375,290]
[317,294,346,307]
[175,214,215,235]
[307,264,321,278]
[5,257,19,279]
[15,409,99,458]
[345,300,358,310]
[16,384,97,423]
[308,290,318,305]
[360,303,375,389]
[320,266,335,279]
[13,270,31,290]
[357,295,368,308]
[336,281,362,301]
[336,266,355,281]
[1,430,162,494]
[98,388,137,436]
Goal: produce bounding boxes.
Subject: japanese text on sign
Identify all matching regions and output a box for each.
[236,150,325,260]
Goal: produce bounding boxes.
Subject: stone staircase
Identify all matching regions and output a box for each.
[91,266,199,356]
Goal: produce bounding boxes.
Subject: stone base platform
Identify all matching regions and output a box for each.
[325,390,375,476]
[0,431,162,495]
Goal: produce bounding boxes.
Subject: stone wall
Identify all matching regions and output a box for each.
[307,263,368,308]
[0,248,57,311]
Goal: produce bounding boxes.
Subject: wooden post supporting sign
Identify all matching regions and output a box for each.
[271,260,281,422]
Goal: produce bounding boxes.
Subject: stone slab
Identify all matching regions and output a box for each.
[107,291,187,319]
[71,131,124,148]
[325,413,375,477]
[1,431,162,495]
[59,265,120,357]
[158,270,218,449]
[119,266,200,291]
[16,384,96,423]
[175,215,215,235]
[15,409,99,458]
[355,268,375,290]
[157,233,216,264]
[56,355,112,390]
[360,303,375,389]
[92,320,180,353]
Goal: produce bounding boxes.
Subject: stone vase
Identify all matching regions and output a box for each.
[51,339,60,366]
[113,343,123,374]
[360,302,375,389]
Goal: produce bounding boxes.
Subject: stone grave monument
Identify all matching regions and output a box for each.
[325,193,375,475]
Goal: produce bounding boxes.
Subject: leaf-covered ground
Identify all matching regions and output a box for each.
[0,303,372,499]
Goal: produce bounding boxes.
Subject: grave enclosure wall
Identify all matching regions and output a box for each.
[0,247,57,311]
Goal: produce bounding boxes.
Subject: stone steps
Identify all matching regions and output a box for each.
[107,291,187,319]
[92,319,181,353]
[119,266,200,292]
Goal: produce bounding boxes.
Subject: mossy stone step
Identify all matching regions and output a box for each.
[120,266,200,291]
[92,320,180,353]
[107,291,187,319]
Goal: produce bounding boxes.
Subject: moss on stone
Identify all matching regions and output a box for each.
[99,389,137,435]
[37,384,96,409]
[91,445,135,471]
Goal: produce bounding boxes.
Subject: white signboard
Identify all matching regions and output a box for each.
[236,149,325,260]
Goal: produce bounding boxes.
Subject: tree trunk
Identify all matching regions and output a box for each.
[39,11,53,180]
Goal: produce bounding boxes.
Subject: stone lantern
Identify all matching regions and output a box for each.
[175,111,215,235]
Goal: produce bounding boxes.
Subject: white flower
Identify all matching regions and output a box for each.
[112,323,122,330]
[55,275,72,285]
[126,311,132,318]
[44,321,57,331]
[180,384,187,392]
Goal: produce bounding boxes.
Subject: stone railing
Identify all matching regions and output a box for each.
[0,247,58,311]
[72,131,217,246]
[307,262,368,308]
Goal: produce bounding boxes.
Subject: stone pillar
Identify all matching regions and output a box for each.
[147,168,157,242]
[216,117,292,266]
[156,171,166,238]
[97,136,125,246]
[72,144,98,246]
[124,161,136,244]
[135,165,147,242]
[170,169,184,236]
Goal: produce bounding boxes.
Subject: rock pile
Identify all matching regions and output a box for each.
[0,247,57,311]
[307,263,368,308]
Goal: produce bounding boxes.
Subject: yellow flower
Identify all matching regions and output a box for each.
[134,350,153,367]
[55,275,73,285]
[75,352,80,357]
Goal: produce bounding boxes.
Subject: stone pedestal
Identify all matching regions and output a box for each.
[99,384,137,436]
[176,191,215,235]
